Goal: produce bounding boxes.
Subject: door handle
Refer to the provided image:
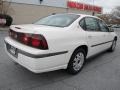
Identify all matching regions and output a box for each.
[103,35,106,37]
[88,35,92,38]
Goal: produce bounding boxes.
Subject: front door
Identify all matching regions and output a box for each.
[98,20,114,49]
[84,17,106,57]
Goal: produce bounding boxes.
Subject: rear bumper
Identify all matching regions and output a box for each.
[17,49,68,58]
[4,37,68,73]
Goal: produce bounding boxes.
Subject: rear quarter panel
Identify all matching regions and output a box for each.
[39,26,87,64]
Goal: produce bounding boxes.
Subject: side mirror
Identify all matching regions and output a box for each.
[109,27,114,32]
[107,25,112,28]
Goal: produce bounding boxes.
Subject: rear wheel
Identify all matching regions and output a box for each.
[67,48,86,75]
[13,61,18,65]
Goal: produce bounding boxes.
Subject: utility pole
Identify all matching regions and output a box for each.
[66,0,69,13]
[39,0,43,4]
[0,0,3,14]
[92,0,95,16]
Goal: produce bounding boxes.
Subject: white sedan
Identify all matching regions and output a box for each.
[4,13,117,74]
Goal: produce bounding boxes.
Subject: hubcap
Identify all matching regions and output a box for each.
[73,52,84,71]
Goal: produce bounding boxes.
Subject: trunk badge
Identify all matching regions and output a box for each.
[15,27,21,29]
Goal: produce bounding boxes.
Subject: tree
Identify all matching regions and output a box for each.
[98,14,112,24]
[0,0,11,14]
[98,14,120,25]
[111,6,120,19]
[97,6,120,25]
[0,0,12,26]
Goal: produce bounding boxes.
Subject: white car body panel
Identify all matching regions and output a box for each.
[4,14,117,73]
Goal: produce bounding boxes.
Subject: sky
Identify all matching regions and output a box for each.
[73,0,120,13]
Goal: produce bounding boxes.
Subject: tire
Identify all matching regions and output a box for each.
[67,48,86,75]
[108,40,117,52]
[13,61,18,65]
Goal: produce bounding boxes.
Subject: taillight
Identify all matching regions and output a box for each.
[9,29,14,37]
[9,29,48,50]
[31,34,41,47]
[9,29,17,39]
[21,34,31,45]
[31,34,48,49]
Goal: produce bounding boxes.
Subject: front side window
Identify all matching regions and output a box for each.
[34,14,80,27]
[85,17,100,31]
[99,20,109,32]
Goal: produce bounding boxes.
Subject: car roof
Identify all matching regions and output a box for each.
[55,13,100,19]
[71,13,99,18]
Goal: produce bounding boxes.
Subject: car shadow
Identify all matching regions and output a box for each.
[85,50,107,64]
[2,49,116,89]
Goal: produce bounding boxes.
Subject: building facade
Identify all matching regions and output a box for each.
[6,0,102,24]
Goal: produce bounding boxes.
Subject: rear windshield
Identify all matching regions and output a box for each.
[34,14,80,27]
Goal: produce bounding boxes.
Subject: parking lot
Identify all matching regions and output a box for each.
[0,28,120,90]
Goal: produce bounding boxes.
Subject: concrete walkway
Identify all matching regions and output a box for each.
[0,27,9,31]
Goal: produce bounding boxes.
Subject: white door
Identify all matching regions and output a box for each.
[79,17,106,57]
[98,20,114,49]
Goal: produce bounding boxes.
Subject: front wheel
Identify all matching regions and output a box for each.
[108,40,117,52]
[67,48,86,75]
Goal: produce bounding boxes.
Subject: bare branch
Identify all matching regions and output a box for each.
[0,0,11,14]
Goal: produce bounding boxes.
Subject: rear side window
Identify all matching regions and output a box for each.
[79,18,86,30]
[85,17,100,31]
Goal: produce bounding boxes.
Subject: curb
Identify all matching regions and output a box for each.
[0,27,9,31]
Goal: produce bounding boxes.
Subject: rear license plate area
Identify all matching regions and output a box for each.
[6,43,18,58]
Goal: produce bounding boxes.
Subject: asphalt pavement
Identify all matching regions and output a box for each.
[0,28,120,90]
